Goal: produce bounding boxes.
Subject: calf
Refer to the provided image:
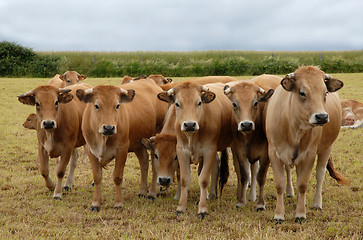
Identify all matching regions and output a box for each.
[265,66,349,223]
[23,113,37,130]
[18,84,88,199]
[158,82,233,218]
[76,79,168,211]
[341,99,363,128]
[48,71,86,88]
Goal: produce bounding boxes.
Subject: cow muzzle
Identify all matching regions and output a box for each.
[181,121,199,132]
[41,120,56,130]
[158,177,172,187]
[310,113,329,125]
[238,121,255,132]
[101,125,116,136]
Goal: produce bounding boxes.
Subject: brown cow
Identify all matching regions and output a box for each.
[18,83,89,199]
[160,76,238,91]
[158,82,233,218]
[121,74,172,85]
[48,71,87,88]
[76,79,168,211]
[23,113,37,130]
[265,66,349,223]
[341,99,363,128]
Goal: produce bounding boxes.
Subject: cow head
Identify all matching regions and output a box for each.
[18,85,73,130]
[281,66,343,128]
[148,74,173,85]
[224,81,274,133]
[76,85,135,136]
[141,134,178,187]
[59,71,87,86]
[23,113,37,130]
[157,82,215,133]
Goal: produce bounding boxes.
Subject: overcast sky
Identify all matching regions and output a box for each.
[0,0,362,52]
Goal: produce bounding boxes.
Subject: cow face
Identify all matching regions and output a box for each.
[76,85,135,136]
[158,82,215,133]
[281,66,343,128]
[224,82,274,133]
[18,86,73,130]
[59,71,86,86]
[141,134,178,187]
[148,75,172,85]
[23,113,37,130]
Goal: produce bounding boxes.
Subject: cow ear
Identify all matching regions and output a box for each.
[258,89,274,102]
[281,77,295,91]
[201,91,216,103]
[120,89,135,103]
[58,90,74,103]
[325,78,343,92]
[158,88,175,103]
[18,90,36,105]
[140,138,154,150]
[76,89,93,103]
[59,74,66,81]
[78,75,87,81]
[223,85,232,98]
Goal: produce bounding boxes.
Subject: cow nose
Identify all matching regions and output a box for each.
[183,121,198,132]
[103,125,115,135]
[239,121,254,132]
[158,177,171,186]
[43,120,55,129]
[315,113,329,125]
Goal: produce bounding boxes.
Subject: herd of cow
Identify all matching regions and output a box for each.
[18,66,359,223]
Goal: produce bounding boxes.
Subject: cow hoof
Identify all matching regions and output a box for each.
[175,211,183,217]
[53,196,62,200]
[294,217,307,224]
[147,195,156,200]
[198,212,208,220]
[138,193,147,198]
[256,207,265,212]
[63,186,70,191]
[90,206,100,212]
[311,206,322,211]
[273,219,284,224]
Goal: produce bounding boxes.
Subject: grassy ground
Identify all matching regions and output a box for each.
[0,73,362,239]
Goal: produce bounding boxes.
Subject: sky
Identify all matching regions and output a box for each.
[0,0,362,52]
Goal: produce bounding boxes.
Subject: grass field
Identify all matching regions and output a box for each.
[0,73,362,239]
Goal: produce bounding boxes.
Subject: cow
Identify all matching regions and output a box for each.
[341,99,363,128]
[121,74,172,85]
[76,79,168,211]
[18,83,89,199]
[23,113,37,130]
[157,81,234,219]
[160,76,238,91]
[48,71,87,88]
[141,105,229,200]
[223,75,290,211]
[265,66,350,223]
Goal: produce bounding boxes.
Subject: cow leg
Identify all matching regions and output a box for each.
[64,148,78,190]
[134,148,149,197]
[208,153,220,200]
[176,147,191,215]
[248,161,258,202]
[269,148,286,222]
[82,145,88,164]
[89,151,102,211]
[198,148,217,217]
[174,168,181,200]
[53,147,72,199]
[312,147,331,210]
[38,146,55,191]
[295,155,315,222]
[234,146,249,208]
[113,151,128,208]
[256,156,270,211]
[148,148,158,199]
[285,164,294,197]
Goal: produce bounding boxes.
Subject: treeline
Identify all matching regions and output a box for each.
[1,41,363,78]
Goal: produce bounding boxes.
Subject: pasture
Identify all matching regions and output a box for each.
[0,73,362,239]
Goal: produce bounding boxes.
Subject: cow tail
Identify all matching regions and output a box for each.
[326,156,351,186]
[219,149,229,197]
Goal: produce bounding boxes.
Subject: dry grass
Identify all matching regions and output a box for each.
[0,74,362,239]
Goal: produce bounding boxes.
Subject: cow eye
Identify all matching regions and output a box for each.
[197,101,202,107]
[35,102,40,107]
[55,101,59,106]
[232,102,238,109]
[299,91,306,98]
[253,100,258,108]
[174,155,178,161]
[154,153,159,160]
[95,104,100,110]
[116,103,120,110]
[67,80,70,83]
[175,102,180,108]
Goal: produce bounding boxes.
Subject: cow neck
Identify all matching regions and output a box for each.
[43,130,55,154]
[183,132,199,165]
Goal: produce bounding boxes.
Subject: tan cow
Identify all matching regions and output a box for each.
[341,99,363,128]
[121,74,172,85]
[141,105,228,200]
[265,66,349,223]
[23,113,37,130]
[18,83,89,199]
[76,79,168,211]
[48,71,87,88]
[158,82,233,218]
[160,76,238,91]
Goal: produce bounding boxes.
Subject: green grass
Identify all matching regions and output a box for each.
[0,74,362,239]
